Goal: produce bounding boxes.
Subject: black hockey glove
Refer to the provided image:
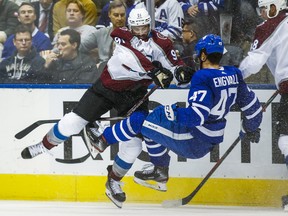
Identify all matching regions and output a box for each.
[175,66,196,85]
[239,128,261,143]
[148,61,173,89]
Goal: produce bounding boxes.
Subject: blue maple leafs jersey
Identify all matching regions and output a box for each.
[178,0,225,15]
[176,66,263,143]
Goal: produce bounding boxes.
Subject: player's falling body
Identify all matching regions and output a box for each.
[20,5,196,209]
[85,34,262,204]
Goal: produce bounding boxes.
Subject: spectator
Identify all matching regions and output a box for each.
[178,0,225,38]
[0,25,46,83]
[52,0,97,48]
[0,0,19,58]
[174,20,200,68]
[44,29,99,84]
[96,0,138,29]
[32,0,55,41]
[53,0,98,35]
[178,0,224,17]
[1,2,53,59]
[80,0,126,67]
[154,0,184,41]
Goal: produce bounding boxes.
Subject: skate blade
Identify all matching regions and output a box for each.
[105,189,123,209]
[134,177,167,192]
[83,127,100,157]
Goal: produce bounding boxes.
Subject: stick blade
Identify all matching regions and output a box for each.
[161,199,182,208]
[15,123,39,139]
[55,153,90,164]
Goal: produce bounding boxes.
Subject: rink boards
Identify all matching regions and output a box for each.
[0,84,287,207]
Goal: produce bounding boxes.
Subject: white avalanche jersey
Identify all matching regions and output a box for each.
[154,0,184,40]
[100,27,184,91]
[239,11,288,88]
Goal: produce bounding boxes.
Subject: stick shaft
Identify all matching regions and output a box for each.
[15,86,159,139]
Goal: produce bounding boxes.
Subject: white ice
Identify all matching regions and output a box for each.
[0,201,286,216]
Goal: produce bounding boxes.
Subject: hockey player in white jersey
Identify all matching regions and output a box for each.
[20,7,193,208]
[82,7,194,208]
[238,0,288,208]
[131,34,263,191]
[154,0,184,40]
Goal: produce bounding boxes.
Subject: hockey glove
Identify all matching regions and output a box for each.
[175,66,196,85]
[148,61,173,89]
[239,128,261,143]
[164,104,178,121]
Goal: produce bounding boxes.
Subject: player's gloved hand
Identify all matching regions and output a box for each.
[164,103,178,121]
[175,66,196,85]
[239,127,261,143]
[148,61,173,89]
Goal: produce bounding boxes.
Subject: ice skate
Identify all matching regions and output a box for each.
[21,142,48,159]
[83,121,108,153]
[282,195,288,210]
[134,164,169,192]
[105,165,126,208]
[285,155,288,169]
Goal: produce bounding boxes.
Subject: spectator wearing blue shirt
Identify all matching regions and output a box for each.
[1,2,52,59]
[178,0,224,17]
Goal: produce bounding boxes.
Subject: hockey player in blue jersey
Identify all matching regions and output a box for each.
[131,34,263,191]
[85,34,262,192]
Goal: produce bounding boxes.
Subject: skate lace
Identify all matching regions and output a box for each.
[141,163,155,174]
[109,179,124,194]
[28,143,48,158]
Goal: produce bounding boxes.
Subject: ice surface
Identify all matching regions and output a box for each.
[0,201,286,216]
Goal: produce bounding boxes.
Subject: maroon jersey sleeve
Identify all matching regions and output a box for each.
[150,30,184,66]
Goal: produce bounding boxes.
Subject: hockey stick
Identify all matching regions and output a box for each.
[125,84,158,117]
[162,90,279,208]
[15,85,159,140]
[15,119,59,139]
[15,117,126,140]
[55,85,159,164]
[55,153,90,164]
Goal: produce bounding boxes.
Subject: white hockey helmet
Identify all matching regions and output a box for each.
[258,0,287,17]
[128,7,151,28]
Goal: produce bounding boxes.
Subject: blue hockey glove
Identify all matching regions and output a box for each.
[239,128,261,143]
[148,61,173,89]
[164,104,178,121]
[175,66,196,85]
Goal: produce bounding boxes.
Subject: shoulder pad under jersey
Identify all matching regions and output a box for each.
[110,27,133,41]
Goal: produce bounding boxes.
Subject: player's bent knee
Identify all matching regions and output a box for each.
[58,112,88,136]
[128,111,148,133]
[118,137,143,163]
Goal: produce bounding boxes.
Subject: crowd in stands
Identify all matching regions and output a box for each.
[0,0,282,84]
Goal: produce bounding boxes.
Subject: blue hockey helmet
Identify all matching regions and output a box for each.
[195,34,224,58]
